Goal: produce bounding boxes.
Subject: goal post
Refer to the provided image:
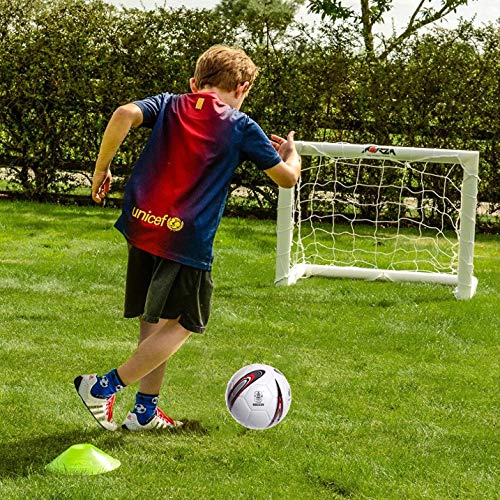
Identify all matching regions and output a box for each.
[275,141,479,300]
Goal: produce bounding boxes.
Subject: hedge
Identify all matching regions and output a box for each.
[0,0,497,229]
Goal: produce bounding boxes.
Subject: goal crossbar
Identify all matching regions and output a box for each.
[275,141,479,300]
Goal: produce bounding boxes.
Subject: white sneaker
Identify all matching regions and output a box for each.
[122,408,183,431]
[74,374,118,431]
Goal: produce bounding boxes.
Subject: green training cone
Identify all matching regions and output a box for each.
[46,443,121,475]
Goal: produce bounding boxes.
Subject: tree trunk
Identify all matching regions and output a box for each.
[360,0,375,59]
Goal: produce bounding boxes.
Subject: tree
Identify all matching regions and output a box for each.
[215,0,302,48]
[307,0,472,60]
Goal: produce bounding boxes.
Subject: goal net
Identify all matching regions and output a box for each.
[275,142,479,299]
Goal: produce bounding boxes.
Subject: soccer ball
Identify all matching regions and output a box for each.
[226,364,292,430]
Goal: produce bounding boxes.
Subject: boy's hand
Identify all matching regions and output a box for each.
[92,169,112,204]
[271,131,297,161]
[265,131,301,188]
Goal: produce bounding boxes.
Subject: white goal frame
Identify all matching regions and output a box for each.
[275,141,479,300]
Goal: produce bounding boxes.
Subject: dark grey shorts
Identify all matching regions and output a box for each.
[124,246,213,334]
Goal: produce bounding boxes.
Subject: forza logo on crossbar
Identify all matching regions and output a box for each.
[362,145,396,155]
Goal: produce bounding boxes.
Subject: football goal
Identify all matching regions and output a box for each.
[275,141,479,300]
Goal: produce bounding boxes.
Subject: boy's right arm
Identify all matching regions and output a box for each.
[92,103,143,203]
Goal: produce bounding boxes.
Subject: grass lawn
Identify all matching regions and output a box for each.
[0,200,498,499]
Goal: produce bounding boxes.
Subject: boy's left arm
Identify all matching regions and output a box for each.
[265,131,302,188]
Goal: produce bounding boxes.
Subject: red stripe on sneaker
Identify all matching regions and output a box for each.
[156,407,175,425]
[106,395,116,422]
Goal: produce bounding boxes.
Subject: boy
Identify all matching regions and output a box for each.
[74,45,301,431]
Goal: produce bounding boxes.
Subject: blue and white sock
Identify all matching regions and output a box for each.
[132,392,159,425]
[90,369,126,399]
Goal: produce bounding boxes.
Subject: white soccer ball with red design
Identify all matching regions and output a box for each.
[225,364,292,430]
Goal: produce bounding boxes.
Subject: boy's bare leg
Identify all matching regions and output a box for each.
[137,318,168,395]
[117,318,190,387]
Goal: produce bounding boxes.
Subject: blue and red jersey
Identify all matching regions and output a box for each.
[114,92,282,270]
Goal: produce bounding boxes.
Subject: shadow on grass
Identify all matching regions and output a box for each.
[0,420,208,479]
[0,429,116,479]
[120,418,209,436]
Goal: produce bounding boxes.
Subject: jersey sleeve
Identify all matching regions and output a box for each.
[133,93,173,128]
[240,119,282,171]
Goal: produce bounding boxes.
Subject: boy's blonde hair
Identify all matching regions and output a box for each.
[194,45,258,92]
